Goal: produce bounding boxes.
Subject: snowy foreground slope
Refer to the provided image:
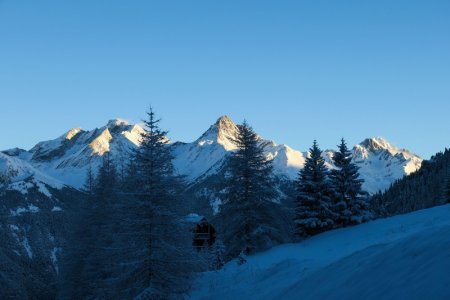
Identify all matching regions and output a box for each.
[190,204,450,300]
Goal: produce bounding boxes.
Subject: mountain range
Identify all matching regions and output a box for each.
[1,115,422,197]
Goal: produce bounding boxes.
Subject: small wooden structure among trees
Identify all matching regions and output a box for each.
[193,218,216,249]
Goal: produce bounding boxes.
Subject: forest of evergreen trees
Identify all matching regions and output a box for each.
[370,148,450,217]
[56,108,449,298]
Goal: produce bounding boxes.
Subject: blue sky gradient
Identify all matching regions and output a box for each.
[0,0,449,158]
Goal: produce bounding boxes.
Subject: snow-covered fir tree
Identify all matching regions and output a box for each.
[329,138,369,226]
[111,107,195,299]
[294,140,335,237]
[219,121,283,259]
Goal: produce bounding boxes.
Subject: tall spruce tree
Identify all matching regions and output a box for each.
[219,121,283,259]
[294,140,335,237]
[58,180,92,298]
[84,152,119,297]
[59,153,118,299]
[329,138,369,226]
[110,107,194,299]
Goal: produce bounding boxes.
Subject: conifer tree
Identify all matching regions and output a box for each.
[294,140,335,237]
[83,163,95,197]
[59,154,118,299]
[93,152,118,202]
[329,138,369,225]
[111,107,194,299]
[219,121,282,258]
[81,152,119,298]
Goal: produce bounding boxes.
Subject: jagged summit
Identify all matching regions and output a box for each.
[212,115,238,134]
[215,115,234,126]
[172,115,305,183]
[20,119,144,187]
[106,118,129,128]
[355,137,420,160]
[195,115,239,150]
[215,116,239,148]
[359,137,396,152]
[350,136,422,193]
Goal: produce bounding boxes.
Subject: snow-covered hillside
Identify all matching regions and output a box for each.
[0,152,83,297]
[0,152,65,196]
[2,116,422,195]
[190,204,450,300]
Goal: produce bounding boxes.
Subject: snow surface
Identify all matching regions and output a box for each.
[22,237,33,259]
[10,204,40,216]
[51,206,63,212]
[185,213,205,223]
[190,204,450,300]
[89,128,113,156]
[51,247,60,274]
[0,152,65,193]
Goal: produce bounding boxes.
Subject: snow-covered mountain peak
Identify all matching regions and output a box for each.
[215,115,234,128]
[106,118,129,128]
[173,115,307,183]
[358,137,397,154]
[16,119,144,188]
[196,115,240,151]
[354,137,421,165]
[351,137,422,193]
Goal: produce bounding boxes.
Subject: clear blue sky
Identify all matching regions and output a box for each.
[0,0,449,158]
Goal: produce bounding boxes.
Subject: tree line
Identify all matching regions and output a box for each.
[370,148,450,216]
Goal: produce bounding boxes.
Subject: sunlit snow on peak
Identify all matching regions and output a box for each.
[107,118,129,128]
[65,128,82,140]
